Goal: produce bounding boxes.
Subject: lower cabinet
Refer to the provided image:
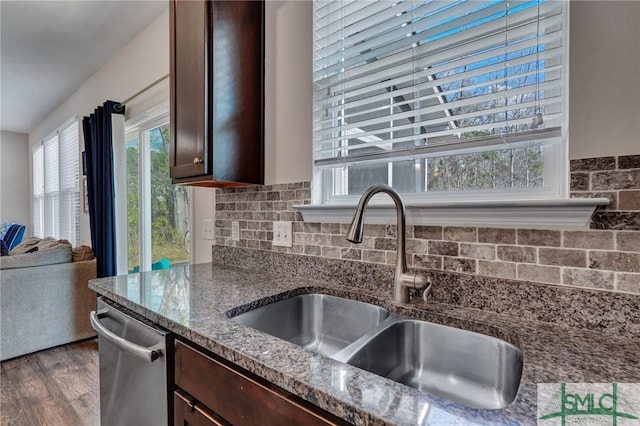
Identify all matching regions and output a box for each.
[174,340,349,426]
[174,389,229,426]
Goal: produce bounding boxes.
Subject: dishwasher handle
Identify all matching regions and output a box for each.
[90,308,163,363]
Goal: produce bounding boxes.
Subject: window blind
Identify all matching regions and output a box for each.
[313,0,567,167]
[31,120,80,245]
[59,122,80,245]
[32,145,45,238]
[44,135,60,239]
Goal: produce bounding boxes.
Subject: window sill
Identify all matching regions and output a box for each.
[295,198,610,230]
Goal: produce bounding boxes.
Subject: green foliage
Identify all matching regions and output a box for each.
[126,124,189,271]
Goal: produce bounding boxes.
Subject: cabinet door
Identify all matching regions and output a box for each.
[174,389,229,426]
[170,0,210,180]
[210,0,264,184]
[175,340,348,426]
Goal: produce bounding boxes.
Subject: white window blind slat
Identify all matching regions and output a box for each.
[314,43,563,117]
[32,146,45,238]
[32,119,80,245]
[315,6,562,86]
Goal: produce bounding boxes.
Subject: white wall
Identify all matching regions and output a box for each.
[0,131,30,227]
[569,0,640,159]
[264,1,313,184]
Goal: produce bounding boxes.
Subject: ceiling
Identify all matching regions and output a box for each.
[1,0,168,134]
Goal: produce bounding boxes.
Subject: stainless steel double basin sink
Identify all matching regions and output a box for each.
[231,294,523,410]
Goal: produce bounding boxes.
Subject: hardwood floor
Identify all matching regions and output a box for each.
[1,339,100,426]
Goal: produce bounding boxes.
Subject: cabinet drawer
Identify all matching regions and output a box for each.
[174,340,347,426]
[174,389,229,426]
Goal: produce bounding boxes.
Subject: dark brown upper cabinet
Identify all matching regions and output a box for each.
[170,0,264,186]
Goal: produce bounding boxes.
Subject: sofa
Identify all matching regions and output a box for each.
[0,237,97,361]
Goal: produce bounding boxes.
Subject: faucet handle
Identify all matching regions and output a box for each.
[398,272,432,303]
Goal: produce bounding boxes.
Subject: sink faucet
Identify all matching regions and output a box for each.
[346,184,432,304]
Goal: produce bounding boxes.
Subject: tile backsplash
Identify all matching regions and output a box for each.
[215,155,640,294]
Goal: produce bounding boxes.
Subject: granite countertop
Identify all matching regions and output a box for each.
[89,258,640,426]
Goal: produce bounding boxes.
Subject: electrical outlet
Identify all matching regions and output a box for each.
[231,221,240,241]
[203,219,215,240]
[272,221,292,247]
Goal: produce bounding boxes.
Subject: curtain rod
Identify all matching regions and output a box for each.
[120,74,170,106]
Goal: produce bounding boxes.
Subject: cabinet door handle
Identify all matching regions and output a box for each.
[193,157,203,165]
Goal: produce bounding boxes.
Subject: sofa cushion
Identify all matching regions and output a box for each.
[2,224,26,250]
[72,245,95,262]
[1,238,73,270]
[10,237,69,255]
[0,245,72,270]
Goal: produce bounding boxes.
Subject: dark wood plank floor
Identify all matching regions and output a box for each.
[1,339,100,426]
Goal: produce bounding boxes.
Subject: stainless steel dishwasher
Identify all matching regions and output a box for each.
[90,297,172,426]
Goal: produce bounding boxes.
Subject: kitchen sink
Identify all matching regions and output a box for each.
[231,294,522,409]
[231,294,390,357]
[340,318,523,410]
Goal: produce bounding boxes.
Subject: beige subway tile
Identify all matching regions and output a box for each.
[385,225,397,239]
[321,246,341,259]
[443,227,477,242]
[375,237,397,251]
[497,246,536,263]
[311,234,331,246]
[539,248,587,268]
[280,211,296,222]
[428,241,459,256]
[414,226,443,240]
[246,239,260,250]
[616,232,640,252]
[363,250,386,264]
[406,239,428,255]
[240,230,254,240]
[304,245,321,256]
[563,268,614,290]
[303,222,321,233]
[477,260,516,279]
[443,257,477,273]
[321,223,341,235]
[619,190,640,210]
[341,248,362,260]
[517,264,561,284]
[413,254,442,269]
[363,224,387,237]
[478,228,516,244]
[591,170,640,190]
[616,273,640,293]
[589,251,640,273]
[460,243,496,260]
[294,233,312,245]
[517,229,561,247]
[329,235,351,248]
[563,230,614,250]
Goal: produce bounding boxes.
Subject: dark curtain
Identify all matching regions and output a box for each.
[82,101,125,278]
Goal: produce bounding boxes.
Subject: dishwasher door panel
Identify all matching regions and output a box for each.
[94,298,171,426]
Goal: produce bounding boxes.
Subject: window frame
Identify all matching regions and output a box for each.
[311,0,570,207]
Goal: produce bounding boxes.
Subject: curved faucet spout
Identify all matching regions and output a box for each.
[346,184,431,303]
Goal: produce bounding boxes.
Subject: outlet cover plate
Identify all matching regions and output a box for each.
[231,221,240,241]
[203,219,215,240]
[272,221,292,247]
